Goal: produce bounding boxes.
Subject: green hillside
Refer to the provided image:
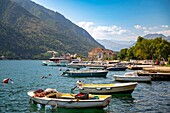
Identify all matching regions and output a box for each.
[0,0,104,59]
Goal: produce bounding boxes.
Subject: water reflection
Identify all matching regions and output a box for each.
[111,94,135,105]
[28,103,107,113]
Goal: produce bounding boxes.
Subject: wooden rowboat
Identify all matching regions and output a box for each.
[27,89,111,109]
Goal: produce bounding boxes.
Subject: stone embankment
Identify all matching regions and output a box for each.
[143,66,170,73]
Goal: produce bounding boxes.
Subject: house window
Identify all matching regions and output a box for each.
[98,53,102,58]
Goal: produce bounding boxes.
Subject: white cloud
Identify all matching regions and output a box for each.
[144,30,150,34]
[78,22,94,29]
[134,25,147,30]
[161,25,168,28]
[153,30,170,36]
[77,22,170,41]
[77,21,128,40]
[134,25,142,30]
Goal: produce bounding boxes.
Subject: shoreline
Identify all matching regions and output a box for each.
[143,66,170,73]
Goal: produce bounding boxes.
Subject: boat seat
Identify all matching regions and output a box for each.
[46,92,62,98]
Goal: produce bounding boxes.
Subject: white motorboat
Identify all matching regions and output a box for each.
[113,72,151,82]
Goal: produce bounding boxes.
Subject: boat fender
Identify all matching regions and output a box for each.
[106,87,112,90]
[3,78,13,84]
[96,87,102,90]
[3,78,10,83]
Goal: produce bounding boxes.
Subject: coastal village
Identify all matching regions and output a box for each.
[42,46,170,80]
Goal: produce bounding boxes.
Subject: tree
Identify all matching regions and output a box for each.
[118,37,170,60]
[118,48,128,60]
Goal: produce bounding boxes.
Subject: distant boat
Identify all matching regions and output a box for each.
[77,82,137,94]
[42,60,58,66]
[66,61,85,69]
[0,55,7,60]
[113,72,151,82]
[127,64,153,70]
[42,57,70,67]
[62,69,108,77]
[128,66,143,70]
[106,63,127,71]
[27,89,111,108]
[137,70,170,81]
[88,66,105,70]
[56,60,70,67]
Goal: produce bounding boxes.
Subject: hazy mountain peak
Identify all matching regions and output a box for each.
[143,33,166,39]
[143,33,170,41]
[96,39,135,51]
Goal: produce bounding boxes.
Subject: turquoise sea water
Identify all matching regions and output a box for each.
[0,60,170,113]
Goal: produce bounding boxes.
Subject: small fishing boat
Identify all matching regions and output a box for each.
[66,61,85,69]
[137,70,170,81]
[27,88,111,109]
[62,69,108,77]
[42,60,58,66]
[107,66,127,71]
[88,66,105,70]
[113,72,151,82]
[106,63,127,71]
[76,81,137,94]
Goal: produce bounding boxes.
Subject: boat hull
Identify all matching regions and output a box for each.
[79,83,137,94]
[28,91,111,108]
[64,70,108,77]
[114,75,151,82]
[67,64,85,69]
[107,67,127,71]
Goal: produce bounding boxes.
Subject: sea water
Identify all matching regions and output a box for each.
[0,60,170,113]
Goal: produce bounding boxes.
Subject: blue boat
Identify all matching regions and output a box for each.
[62,69,108,77]
[106,66,127,71]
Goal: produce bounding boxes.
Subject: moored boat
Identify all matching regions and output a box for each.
[137,70,170,81]
[107,66,127,71]
[42,60,58,66]
[62,69,108,77]
[66,61,85,69]
[27,89,111,109]
[76,81,137,94]
[106,63,127,71]
[113,72,151,82]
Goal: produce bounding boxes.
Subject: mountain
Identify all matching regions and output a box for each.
[143,33,170,41]
[96,39,135,51]
[0,0,104,59]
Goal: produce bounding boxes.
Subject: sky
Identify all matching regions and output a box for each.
[31,0,170,41]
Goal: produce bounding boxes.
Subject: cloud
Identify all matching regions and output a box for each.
[161,25,168,28]
[152,30,170,36]
[77,22,170,41]
[78,22,94,29]
[134,25,147,30]
[134,25,142,29]
[77,21,128,40]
